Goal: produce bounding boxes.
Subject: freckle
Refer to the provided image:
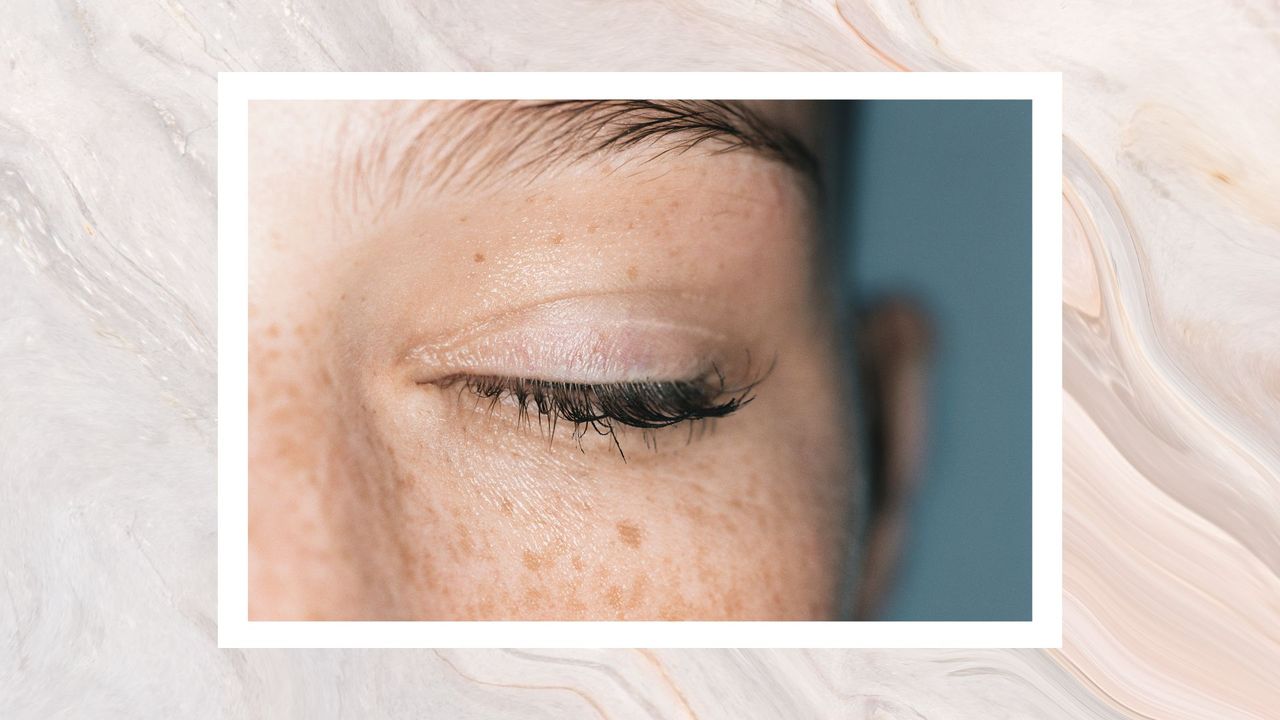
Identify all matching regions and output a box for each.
[456,524,473,555]
[473,252,485,263]
[550,232,564,245]
[571,555,584,571]
[522,550,542,571]
[499,497,514,516]
[265,323,280,338]
[457,215,468,223]
[1212,171,1232,184]
[605,585,624,611]
[616,520,644,549]
[586,223,598,234]
[626,265,638,281]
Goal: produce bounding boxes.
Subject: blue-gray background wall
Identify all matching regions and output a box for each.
[839,100,1033,620]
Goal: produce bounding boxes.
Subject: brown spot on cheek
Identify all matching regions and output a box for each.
[550,232,564,245]
[521,543,562,571]
[473,252,485,263]
[605,585,623,612]
[522,550,543,571]
[626,265,638,281]
[616,521,644,548]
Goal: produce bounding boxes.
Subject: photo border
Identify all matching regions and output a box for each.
[218,71,1062,648]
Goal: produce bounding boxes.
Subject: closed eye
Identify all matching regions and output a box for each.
[424,362,770,460]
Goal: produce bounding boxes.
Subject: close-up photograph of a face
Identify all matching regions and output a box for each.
[247,98,1032,622]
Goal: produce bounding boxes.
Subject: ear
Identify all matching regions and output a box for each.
[852,298,933,620]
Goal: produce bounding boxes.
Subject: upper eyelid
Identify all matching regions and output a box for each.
[402,294,737,386]
[402,289,726,359]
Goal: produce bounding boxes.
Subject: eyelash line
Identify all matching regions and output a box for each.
[428,363,769,461]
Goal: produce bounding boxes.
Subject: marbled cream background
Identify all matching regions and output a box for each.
[1,0,1276,718]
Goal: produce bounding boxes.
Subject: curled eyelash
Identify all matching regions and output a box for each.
[431,362,769,460]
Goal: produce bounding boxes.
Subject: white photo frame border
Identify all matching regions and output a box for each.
[217,71,1063,649]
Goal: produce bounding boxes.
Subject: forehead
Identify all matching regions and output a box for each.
[250,100,820,214]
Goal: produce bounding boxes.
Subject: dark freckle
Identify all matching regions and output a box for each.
[1212,171,1233,185]
[626,265,638,281]
[616,521,644,549]
[457,215,468,223]
[550,232,564,245]
[473,252,485,263]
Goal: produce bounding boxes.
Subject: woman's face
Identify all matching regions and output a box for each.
[248,100,858,619]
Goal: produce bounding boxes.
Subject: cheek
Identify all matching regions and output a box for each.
[360,375,849,620]
[250,297,851,621]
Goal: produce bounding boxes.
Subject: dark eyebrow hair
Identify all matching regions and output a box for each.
[339,100,819,216]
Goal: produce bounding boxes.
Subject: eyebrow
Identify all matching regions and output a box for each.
[338,100,819,216]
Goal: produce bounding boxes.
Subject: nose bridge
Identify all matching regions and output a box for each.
[249,310,388,617]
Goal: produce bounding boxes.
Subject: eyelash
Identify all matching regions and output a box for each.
[433,366,764,459]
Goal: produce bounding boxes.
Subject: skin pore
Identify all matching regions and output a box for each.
[248,101,868,620]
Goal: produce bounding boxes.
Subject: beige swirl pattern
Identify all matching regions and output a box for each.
[2,0,1277,717]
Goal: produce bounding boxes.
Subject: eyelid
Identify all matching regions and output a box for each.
[405,294,730,385]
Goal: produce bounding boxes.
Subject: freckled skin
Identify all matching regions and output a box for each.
[248,101,855,620]
[616,521,644,549]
